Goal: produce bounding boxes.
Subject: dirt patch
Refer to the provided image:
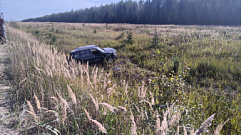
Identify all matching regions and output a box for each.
[0,44,19,135]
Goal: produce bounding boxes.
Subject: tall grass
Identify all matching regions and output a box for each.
[6,24,239,134]
[6,26,180,134]
[15,22,241,92]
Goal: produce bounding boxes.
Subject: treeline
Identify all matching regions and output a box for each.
[23,0,241,25]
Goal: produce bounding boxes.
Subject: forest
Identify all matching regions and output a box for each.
[22,0,241,25]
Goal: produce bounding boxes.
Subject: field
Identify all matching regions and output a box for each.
[6,22,241,134]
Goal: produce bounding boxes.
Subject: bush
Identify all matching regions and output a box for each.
[50,35,57,45]
[125,32,134,45]
[190,62,220,79]
[150,29,159,48]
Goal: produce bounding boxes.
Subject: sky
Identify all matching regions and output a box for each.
[0,0,122,21]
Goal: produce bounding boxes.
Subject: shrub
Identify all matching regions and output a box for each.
[125,32,134,45]
[150,29,159,48]
[190,62,220,79]
[50,35,57,45]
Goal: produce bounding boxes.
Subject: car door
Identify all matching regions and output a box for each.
[79,49,95,63]
[91,49,105,63]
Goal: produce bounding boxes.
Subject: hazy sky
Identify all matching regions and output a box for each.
[0,0,122,21]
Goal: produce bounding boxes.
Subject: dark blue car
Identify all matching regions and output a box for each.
[70,45,117,64]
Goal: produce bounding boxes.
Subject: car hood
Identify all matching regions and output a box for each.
[103,48,116,54]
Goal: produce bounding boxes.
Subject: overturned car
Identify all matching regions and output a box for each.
[69,45,117,64]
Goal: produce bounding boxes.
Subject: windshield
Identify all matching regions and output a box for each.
[97,47,105,53]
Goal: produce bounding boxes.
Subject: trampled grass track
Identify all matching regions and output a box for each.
[0,44,19,134]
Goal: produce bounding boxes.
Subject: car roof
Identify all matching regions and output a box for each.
[71,45,97,53]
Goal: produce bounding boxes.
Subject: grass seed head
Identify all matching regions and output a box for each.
[26,110,38,122]
[214,119,229,135]
[67,84,77,104]
[34,93,41,111]
[26,100,35,114]
[160,111,168,134]
[130,110,137,135]
[195,113,216,135]
[56,91,69,108]
[91,119,108,134]
[155,112,161,134]
[89,94,99,111]
[83,108,92,120]
[50,96,58,102]
[100,102,117,113]
[117,106,127,113]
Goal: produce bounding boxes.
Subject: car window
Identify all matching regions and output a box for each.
[80,50,93,58]
[97,47,105,53]
[91,49,102,55]
[72,52,80,59]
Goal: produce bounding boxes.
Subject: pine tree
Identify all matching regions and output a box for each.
[151,29,159,48]
[126,32,134,45]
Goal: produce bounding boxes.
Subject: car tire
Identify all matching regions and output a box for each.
[107,57,114,63]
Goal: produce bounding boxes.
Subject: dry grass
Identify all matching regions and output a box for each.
[214,119,229,135]
[83,108,92,121]
[195,113,216,135]
[89,93,99,111]
[155,111,161,134]
[26,100,35,114]
[90,119,107,134]
[67,84,77,104]
[130,110,137,135]
[26,110,38,122]
[99,102,117,113]
[34,93,41,111]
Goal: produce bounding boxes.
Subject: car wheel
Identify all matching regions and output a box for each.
[108,57,114,63]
